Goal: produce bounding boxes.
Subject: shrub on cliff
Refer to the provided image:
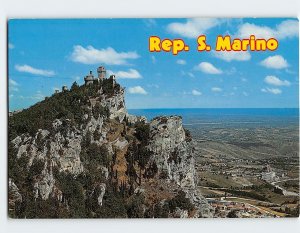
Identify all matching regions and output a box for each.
[92,102,109,119]
[94,186,127,218]
[168,191,194,213]
[82,143,110,168]
[126,194,145,218]
[134,122,150,145]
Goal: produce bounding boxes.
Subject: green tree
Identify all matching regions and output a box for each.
[71,81,79,91]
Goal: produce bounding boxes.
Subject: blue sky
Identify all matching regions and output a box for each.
[8,18,299,110]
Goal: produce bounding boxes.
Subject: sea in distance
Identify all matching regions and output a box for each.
[128,108,299,130]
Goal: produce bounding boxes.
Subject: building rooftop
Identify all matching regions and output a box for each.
[84,71,94,81]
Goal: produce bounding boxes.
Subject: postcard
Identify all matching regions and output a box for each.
[8,18,299,218]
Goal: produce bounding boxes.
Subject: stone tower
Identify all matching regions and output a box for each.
[84,71,94,86]
[109,75,116,88]
[97,66,106,80]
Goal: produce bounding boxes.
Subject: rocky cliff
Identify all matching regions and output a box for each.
[148,116,212,217]
[8,69,213,218]
[148,116,195,188]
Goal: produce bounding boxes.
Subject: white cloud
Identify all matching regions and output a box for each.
[9,79,19,86]
[181,71,195,78]
[276,20,299,39]
[264,75,290,86]
[19,91,45,100]
[9,43,14,49]
[237,20,298,39]
[177,59,186,65]
[195,62,222,74]
[31,91,45,100]
[192,89,202,96]
[261,87,282,95]
[187,72,195,78]
[111,69,142,79]
[211,87,222,92]
[167,18,224,38]
[9,80,19,92]
[128,86,147,95]
[15,64,55,77]
[70,45,139,65]
[212,51,251,62]
[260,55,288,69]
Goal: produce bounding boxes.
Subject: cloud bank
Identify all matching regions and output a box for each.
[70,46,139,65]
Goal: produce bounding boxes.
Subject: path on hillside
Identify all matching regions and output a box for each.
[271,178,299,197]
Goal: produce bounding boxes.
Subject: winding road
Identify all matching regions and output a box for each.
[271,178,299,197]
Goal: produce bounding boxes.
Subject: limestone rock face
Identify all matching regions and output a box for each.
[9,80,213,217]
[11,125,84,175]
[97,183,106,206]
[33,166,55,200]
[174,207,189,218]
[148,116,195,189]
[102,88,127,122]
[148,116,213,217]
[97,86,147,124]
[50,131,83,175]
[9,92,127,201]
[126,114,147,125]
[10,109,127,202]
[9,179,22,211]
[186,190,213,217]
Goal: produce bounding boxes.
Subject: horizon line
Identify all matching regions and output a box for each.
[9,106,299,112]
[127,107,300,110]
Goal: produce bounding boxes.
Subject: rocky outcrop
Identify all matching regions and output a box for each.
[148,116,213,217]
[174,207,189,218]
[33,167,55,200]
[50,131,83,175]
[186,190,213,217]
[9,179,22,211]
[148,116,195,189]
[10,83,134,178]
[126,114,147,125]
[89,183,106,207]
[90,87,127,122]
[11,126,84,175]
[9,74,213,218]
[94,87,147,125]
[97,183,106,206]
[105,88,127,122]
[10,95,126,201]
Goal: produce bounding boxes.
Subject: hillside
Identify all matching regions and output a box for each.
[8,68,212,218]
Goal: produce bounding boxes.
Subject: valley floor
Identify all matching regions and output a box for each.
[191,126,299,218]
